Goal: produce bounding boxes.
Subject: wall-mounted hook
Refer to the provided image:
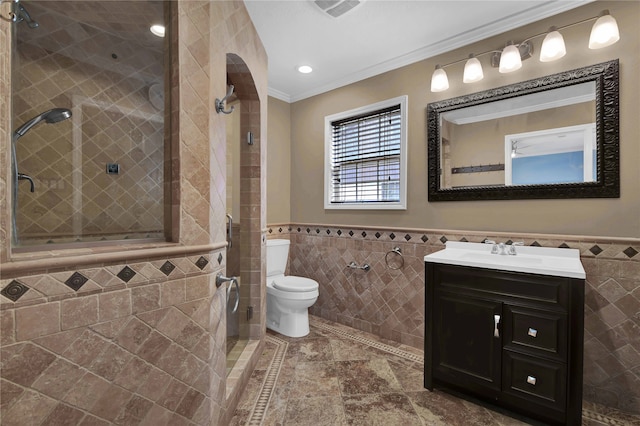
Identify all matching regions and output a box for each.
[215,85,235,115]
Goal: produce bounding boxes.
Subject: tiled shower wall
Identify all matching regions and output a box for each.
[13,1,165,244]
[268,224,640,414]
[0,252,227,425]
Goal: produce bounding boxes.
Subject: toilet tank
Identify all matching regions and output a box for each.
[266,239,290,278]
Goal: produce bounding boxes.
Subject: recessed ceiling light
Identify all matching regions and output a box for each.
[150,24,165,38]
[297,65,313,74]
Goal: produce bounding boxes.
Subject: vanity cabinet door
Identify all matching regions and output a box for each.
[433,290,503,397]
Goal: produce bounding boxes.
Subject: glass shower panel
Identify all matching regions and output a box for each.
[225,99,248,375]
[11,0,168,247]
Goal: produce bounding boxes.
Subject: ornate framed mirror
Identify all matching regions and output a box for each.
[427,59,619,201]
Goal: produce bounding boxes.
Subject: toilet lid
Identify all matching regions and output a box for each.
[272,276,319,292]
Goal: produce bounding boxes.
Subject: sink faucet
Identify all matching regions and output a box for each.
[508,242,525,255]
[498,242,507,255]
[484,239,499,254]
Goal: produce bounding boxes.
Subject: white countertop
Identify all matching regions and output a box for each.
[424,241,586,279]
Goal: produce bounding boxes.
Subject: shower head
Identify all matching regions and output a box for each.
[14,3,39,29]
[13,108,72,140]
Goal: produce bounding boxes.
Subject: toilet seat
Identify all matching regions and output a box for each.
[272,276,318,292]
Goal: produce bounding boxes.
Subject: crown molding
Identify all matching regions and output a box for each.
[271,1,595,103]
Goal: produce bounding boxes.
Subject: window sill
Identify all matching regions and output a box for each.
[324,203,407,210]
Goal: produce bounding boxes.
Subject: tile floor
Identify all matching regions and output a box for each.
[230,316,640,426]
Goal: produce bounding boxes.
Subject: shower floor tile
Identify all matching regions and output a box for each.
[229,316,640,426]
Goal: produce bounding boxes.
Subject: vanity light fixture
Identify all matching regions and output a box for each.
[498,42,523,73]
[589,10,620,49]
[429,10,620,92]
[539,27,566,62]
[150,24,165,37]
[463,54,483,83]
[430,65,449,92]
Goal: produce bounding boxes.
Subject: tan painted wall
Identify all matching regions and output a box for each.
[267,96,291,224]
[287,1,640,238]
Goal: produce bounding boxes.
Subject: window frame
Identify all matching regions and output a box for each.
[324,95,408,210]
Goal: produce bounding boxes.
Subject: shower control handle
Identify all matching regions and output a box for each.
[226,214,232,249]
[216,273,240,314]
[17,173,34,192]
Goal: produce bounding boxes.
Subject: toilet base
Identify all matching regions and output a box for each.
[267,310,310,338]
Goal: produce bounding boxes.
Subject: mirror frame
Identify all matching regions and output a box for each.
[427,59,619,201]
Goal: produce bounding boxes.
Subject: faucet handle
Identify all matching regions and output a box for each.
[508,242,524,255]
[485,240,498,254]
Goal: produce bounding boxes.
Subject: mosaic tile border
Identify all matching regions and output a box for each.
[267,223,640,261]
[0,252,221,309]
[582,409,638,426]
[247,335,289,426]
[310,318,424,364]
[244,319,638,426]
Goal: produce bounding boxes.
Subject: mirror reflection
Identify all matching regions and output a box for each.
[440,82,595,189]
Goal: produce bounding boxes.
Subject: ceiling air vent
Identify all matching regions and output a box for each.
[313,0,364,18]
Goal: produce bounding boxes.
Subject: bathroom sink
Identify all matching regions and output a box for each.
[460,251,543,265]
[424,241,585,279]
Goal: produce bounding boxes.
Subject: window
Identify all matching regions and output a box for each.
[324,96,408,210]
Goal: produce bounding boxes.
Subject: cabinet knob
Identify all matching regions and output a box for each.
[527,327,538,338]
[526,375,537,386]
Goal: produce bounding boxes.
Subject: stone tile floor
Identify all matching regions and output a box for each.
[230,316,640,425]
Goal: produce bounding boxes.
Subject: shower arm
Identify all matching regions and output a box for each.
[215,85,235,114]
[17,173,34,192]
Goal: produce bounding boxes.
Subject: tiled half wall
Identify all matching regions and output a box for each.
[267,223,640,414]
[0,250,227,425]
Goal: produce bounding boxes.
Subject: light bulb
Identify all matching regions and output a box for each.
[150,24,165,38]
[540,28,566,62]
[463,56,484,83]
[430,66,449,92]
[499,43,522,73]
[589,11,620,49]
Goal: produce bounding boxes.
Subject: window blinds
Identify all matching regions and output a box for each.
[330,105,401,204]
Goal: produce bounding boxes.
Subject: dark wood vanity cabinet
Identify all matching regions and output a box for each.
[425,263,585,426]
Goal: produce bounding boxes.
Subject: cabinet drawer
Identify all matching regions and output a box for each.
[434,264,569,308]
[504,306,567,360]
[503,350,566,411]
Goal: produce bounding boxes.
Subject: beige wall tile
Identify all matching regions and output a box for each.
[61,295,99,330]
[15,302,60,340]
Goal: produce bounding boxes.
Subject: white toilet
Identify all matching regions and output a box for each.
[266,239,319,338]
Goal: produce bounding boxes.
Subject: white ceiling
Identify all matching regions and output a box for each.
[243,0,592,103]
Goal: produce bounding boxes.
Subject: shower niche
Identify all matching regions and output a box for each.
[10,0,170,247]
